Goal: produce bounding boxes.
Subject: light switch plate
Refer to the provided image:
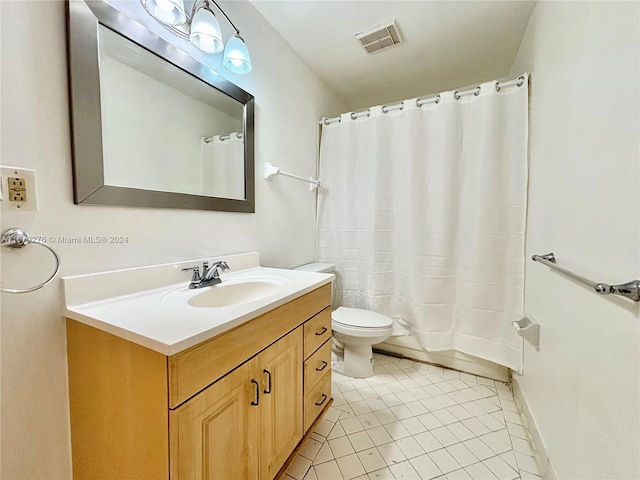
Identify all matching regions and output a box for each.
[1,166,37,211]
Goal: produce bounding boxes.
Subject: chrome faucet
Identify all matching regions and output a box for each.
[182,261,230,289]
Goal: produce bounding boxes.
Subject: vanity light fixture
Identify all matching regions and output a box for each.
[140,0,252,74]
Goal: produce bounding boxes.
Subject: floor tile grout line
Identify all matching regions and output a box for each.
[297,354,539,480]
[319,421,534,475]
[310,427,535,478]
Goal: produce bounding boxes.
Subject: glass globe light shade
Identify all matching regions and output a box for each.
[143,0,187,26]
[223,35,252,74]
[189,6,223,54]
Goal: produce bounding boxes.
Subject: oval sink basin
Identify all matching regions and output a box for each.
[187,280,283,308]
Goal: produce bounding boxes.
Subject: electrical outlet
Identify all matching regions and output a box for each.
[9,177,27,202]
[1,166,37,211]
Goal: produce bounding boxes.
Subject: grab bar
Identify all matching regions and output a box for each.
[532,253,640,302]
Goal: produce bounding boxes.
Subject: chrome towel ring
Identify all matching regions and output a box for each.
[1,228,60,294]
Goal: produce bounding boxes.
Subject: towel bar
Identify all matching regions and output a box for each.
[532,253,640,302]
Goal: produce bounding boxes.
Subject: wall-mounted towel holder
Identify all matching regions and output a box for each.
[264,162,322,191]
[532,252,640,302]
[513,316,541,350]
[0,228,60,294]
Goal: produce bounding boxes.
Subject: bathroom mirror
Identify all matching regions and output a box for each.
[67,0,255,212]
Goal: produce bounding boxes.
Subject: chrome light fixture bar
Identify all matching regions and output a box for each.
[140,0,251,74]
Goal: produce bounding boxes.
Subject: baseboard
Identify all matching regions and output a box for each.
[511,374,558,479]
[376,336,510,383]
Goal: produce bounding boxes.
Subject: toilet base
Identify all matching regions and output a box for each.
[331,358,345,375]
[342,343,375,378]
[331,334,378,378]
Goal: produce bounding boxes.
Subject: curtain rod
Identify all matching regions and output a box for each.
[319,74,526,126]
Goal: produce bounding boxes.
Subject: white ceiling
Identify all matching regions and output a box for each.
[249,1,536,111]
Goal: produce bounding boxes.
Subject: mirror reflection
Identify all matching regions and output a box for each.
[98,25,246,200]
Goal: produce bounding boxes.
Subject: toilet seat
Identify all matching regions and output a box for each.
[331,307,393,337]
[332,321,392,338]
[293,264,393,378]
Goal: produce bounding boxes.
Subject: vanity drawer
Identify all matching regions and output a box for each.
[304,371,331,432]
[304,339,331,392]
[303,307,332,359]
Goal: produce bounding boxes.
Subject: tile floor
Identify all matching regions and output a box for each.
[285,353,541,480]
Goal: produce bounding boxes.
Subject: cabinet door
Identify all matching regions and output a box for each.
[170,359,260,480]
[259,327,303,479]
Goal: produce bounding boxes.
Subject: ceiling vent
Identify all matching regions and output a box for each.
[355,21,404,54]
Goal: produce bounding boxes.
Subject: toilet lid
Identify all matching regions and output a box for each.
[332,307,393,329]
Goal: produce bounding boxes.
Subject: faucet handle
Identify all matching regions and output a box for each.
[201,261,209,279]
[215,261,230,271]
[182,265,201,283]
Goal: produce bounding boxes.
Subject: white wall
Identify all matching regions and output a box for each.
[0,1,344,478]
[509,2,639,478]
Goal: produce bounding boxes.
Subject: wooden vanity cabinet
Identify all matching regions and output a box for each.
[170,328,302,479]
[66,283,331,480]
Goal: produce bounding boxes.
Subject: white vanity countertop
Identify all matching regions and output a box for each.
[63,253,333,355]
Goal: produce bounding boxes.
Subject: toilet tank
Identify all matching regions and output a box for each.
[293,262,335,274]
[293,263,336,307]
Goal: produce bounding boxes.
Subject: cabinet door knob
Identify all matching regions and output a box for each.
[263,369,272,394]
[251,379,260,406]
[315,326,328,336]
[316,361,328,372]
[315,393,328,406]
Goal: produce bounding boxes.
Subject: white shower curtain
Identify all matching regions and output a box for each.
[317,76,528,371]
[201,133,245,199]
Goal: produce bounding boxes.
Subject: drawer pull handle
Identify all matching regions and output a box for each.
[251,379,260,406]
[263,369,272,394]
[315,326,328,336]
[315,393,328,406]
[316,361,328,372]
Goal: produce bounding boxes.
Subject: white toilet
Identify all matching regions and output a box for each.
[294,262,393,378]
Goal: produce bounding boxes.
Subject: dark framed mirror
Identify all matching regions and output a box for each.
[67,0,255,212]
